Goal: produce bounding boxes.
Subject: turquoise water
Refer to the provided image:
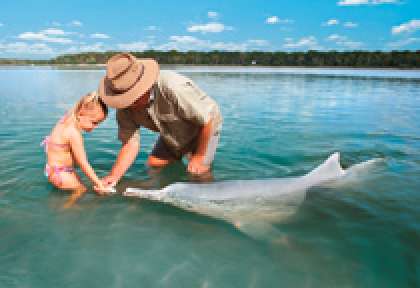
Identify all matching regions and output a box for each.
[0,67,419,287]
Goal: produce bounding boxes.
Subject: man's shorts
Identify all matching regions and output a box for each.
[151,124,221,166]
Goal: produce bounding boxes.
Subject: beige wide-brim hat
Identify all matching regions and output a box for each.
[99,53,159,109]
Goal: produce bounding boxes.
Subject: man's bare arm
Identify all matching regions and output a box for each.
[102,138,140,185]
[187,118,214,174]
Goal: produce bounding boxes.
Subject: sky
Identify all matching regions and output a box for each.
[0,0,419,59]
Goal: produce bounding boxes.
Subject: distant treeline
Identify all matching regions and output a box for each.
[1,50,419,68]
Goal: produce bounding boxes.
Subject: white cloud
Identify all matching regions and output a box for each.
[208,11,218,19]
[327,34,346,41]
[266,16,279,24]
[326,34,363,49]
[160,36,205,50]
[344,21,358,28]
[392,20,420,35]
[42,37,72,44]
[209,41,249,51]
[338,0,398,5]
[90,33,110,39]
[265,16,293,25]
[0,41,107,56]
[247,39,270,47]
[64,42,106,53]
[18,31,73,44]
[77,43,105,52]
[0,42,53,55]
[117,41,149,51]
[145,25,159,31]
[187,22,232,33]
[282,19,294,24]
[42,28,66,35]
[169,35,199,43]
[322,19,359,28]
[387,37,420,48]
[157,35,269,51]
[0,23,3,27]
[372,0,399,3]
[17,32,73,44]
[338,0,368,4]
[283,36,321,49]
[69,20,83,27]
[323,19,340,26]
[18,32,44,40]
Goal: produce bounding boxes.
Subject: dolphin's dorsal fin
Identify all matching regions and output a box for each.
[305,152,345,184]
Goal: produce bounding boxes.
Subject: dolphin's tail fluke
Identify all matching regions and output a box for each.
[305,152,346,184]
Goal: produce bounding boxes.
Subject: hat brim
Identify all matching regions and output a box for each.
[99,59,159,109]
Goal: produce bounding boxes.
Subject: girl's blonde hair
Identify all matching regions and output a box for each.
[70,91,108,119]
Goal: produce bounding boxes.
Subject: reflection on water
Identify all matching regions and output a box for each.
[0,67,419,287]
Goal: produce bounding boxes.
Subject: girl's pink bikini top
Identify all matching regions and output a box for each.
[40,136,71,153]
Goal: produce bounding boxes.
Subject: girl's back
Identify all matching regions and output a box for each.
[44,115,75,167]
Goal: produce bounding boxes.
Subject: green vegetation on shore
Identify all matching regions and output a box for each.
[1,50,419,68]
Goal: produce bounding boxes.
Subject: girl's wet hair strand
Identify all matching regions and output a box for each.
[71,91,108,119]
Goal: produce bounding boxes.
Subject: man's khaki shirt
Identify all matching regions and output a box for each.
[117,70,222,155]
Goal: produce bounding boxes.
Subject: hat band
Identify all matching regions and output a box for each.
[108,64,145,93]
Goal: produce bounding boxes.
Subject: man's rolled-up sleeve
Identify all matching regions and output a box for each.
[116,109,140,144]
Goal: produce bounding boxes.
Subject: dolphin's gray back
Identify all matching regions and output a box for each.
[166,178,306,202]
[167,152,345,202]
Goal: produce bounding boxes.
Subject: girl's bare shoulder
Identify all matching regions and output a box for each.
[64,122,82,141]
[50,116,79,143]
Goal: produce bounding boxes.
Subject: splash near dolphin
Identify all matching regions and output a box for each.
[123,153,380,238]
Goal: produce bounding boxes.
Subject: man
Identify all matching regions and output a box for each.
[98,53,222,187]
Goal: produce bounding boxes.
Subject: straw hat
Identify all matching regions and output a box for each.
[99,53,159,108]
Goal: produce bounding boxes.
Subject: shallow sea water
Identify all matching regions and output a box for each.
[0,66,419,287]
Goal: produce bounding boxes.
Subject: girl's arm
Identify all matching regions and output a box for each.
[69,129,104,189]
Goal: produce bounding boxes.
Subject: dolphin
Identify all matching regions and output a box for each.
[123,152,381,239]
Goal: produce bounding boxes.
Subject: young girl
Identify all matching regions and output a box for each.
[42,91,110,207]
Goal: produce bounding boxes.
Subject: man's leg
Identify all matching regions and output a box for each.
[147,137,178,167]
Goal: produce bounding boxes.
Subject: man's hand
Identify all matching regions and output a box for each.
[93,175,119,195]
[101,175,119,187]
[187,155,210,175]
[93,184,114,195]
[98,138,139,192]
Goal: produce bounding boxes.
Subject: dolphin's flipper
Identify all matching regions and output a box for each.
[233,220,283,240]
